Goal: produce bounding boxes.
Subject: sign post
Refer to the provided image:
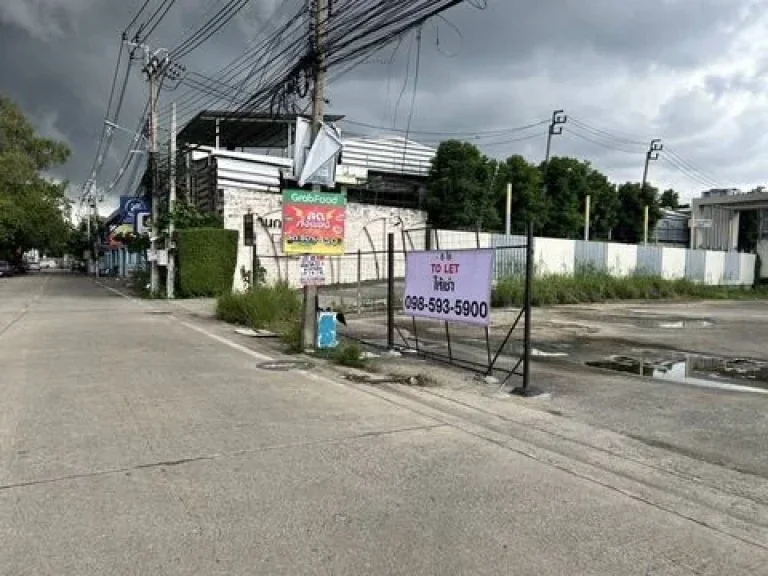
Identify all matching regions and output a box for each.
[402,249,494,326]
[283,189,346,350]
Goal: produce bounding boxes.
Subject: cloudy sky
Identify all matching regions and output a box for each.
[2,0,767,212]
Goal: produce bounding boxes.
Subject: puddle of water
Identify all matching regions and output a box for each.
[586,355,768,394]
[608,316,714,329]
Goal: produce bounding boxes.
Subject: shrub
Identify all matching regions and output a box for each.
[331,343,367,368]
[177,228,238,297]
[216,282,301,329]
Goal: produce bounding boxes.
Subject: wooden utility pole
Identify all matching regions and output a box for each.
[300,0,329,351]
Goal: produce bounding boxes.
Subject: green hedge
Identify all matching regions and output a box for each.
[177,228,238,297]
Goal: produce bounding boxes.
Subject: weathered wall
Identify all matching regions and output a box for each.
[222,188,427,291]
[220,189,757,290]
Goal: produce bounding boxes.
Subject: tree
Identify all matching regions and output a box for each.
[660,189,680,210]
[539,157,593,238]
[493,155,544,235]
[426,140,500,230]
[0,96,71,261]
[613,182,662,243]
[586,169,619,240]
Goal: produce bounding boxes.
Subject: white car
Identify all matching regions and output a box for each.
[39,259,57,269]
[28,261,41,272]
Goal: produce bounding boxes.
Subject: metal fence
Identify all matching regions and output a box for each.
[262,230,532,389]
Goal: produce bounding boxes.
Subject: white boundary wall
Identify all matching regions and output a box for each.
[218,190,756,289]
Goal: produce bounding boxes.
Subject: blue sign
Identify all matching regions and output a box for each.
[119,196,151,225]
[317,312,339,350]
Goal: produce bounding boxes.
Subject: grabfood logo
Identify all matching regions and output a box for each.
[289,192,344,205]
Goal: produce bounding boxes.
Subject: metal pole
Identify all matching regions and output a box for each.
[387,232,395,350]
[522,219,534,391]
[505,182,512,236]
[356,249,362,315]
[584,194,591,241]
[166,102,176,299]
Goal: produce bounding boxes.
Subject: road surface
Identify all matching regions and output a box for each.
[1,273,766,575]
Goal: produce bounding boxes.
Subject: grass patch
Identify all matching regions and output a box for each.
[330,343,367,368]
[217,282,302,349]
[492,270,768,308]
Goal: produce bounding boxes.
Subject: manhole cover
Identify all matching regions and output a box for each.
[257,360,314,371]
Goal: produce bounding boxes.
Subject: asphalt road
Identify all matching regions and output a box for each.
[1,273,767,575]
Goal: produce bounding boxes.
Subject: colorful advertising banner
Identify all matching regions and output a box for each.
[403,249,495,326]
[282,189,346,255]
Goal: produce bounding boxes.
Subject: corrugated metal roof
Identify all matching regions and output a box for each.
[341,136,435,177]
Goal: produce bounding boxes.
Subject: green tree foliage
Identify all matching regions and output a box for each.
[425,140,500,230]
[660,189,680,209]
[177,228,238,297]
[539,157,594,238]
[0,97,72,261]
[586,169,619,240]
[424,138,667,245]
[613,182,662,243]
[493,154,544,234]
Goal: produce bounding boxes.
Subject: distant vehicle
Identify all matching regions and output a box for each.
[39,259,57,269]
[28,261,41,272]
[0,261,13,277]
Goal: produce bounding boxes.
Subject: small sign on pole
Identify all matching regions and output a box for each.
[300,255,326,286]
[243,213,254,247]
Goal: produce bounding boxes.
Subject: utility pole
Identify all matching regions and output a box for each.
[518,109,566,396]
[300,0,329,351]
[167,102,177,299]
[641,139,662,246]
[137,45,170,296]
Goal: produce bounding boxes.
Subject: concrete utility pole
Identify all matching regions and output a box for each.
[641,139,662,246]
[300,0,329,351]
[167,102,177,299]
[643,205,650,245]
[137,45,171,295]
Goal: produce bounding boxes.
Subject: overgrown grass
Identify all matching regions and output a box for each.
[330,343,367,368]
[217,282,302,348]
[492,270,768,308]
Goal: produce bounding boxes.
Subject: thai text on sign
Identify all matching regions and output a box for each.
[403,249,494,326]
[282,189,346,255]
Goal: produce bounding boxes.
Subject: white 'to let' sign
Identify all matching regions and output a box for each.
[403,249,494,326]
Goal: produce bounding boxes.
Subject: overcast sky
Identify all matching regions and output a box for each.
[2,0,767,212]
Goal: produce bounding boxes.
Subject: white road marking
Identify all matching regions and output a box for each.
[179,321,273,362]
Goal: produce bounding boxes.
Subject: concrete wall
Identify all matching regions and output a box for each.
[758,240,768,280]
[222,188,426,291]
[660,247,687,280]
[219,192,757,290]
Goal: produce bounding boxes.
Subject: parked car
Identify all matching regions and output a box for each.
[0,260,13,277]
[27,261,41,272]
[40,259,57,269]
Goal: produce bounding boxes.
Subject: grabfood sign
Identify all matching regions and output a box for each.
[282,189,346,255]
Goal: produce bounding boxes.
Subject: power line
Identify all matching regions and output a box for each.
[562,126,645,155]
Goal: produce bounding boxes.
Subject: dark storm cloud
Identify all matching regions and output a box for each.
[1,0,766,202]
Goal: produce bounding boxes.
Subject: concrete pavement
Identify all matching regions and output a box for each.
[1,273,767,575]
